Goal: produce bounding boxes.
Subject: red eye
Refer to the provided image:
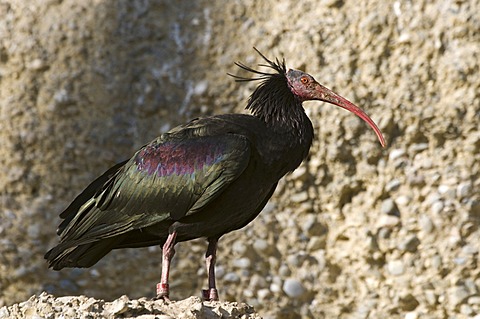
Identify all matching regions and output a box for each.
[300,77,309,84]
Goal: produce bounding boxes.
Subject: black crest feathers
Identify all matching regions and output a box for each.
[228,47,287,82]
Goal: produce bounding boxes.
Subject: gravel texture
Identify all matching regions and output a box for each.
[1,0,479,318]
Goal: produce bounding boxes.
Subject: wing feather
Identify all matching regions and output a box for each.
[57,132,251,244]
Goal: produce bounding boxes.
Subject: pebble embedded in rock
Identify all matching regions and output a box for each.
[193,80,208,96]
[457,182,472,199]
[389,148,406,161]
[387,260,405,276]
[395,195,411,206]
[424,290,437,305]
[431,201,444,214]
[282,278,306,298]
[270,282,282,294]
[385,179,401,192]
[409,143,428,154]
[307,235,326,251]
[233,257,251,269]
[460,304,474,315]
[381,198,400,216]
[398,293,420,311]
[448,285,470,307]
[253,239,268,252]
[257,288,271,301]
[223,272,241,283]
[302,216,327,237]
[461,244,478,255]
[398,235,420,253]
[468,296,480,305]
[286,253,305,267]
[438,184,454,197]
[419,214,434,233]
[290,166,308,181]
[232,241,247,255]
[376,215,400,229]
[106,297,129,315]
[278,264,291,277]
[404,311,418,319]
[290,191,309,203]
[430,254,442,269]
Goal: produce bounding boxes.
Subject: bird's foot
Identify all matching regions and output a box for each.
[155,283,171,301]
[202,288,219,301]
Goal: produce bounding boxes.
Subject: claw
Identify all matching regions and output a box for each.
[202,288,219,301]
[156,283,170,301]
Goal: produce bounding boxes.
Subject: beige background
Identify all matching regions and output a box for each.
[1,1,479,318]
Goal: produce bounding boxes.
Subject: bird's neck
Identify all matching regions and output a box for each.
[245,78,314,174]
[259,100,314,148]
[246,76,314,150]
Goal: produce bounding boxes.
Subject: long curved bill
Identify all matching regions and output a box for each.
[314,82,386,147]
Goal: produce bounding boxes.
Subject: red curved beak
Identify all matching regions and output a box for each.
[313,82,386,147]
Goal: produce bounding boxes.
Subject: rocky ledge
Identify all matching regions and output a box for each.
[0,293,261,319]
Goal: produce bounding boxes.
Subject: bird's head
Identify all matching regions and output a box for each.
[231,48,386,147]
[286,68,386,147]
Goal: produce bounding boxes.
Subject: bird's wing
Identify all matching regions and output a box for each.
[57,132,251,244]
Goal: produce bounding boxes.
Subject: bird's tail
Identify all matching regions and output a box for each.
[44,237,119,270]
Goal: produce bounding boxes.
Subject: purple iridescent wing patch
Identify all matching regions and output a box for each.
[134,138,228,177]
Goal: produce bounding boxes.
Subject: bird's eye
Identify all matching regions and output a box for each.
[300,76,309,84]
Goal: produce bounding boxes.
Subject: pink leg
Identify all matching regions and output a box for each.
[202,237,219,301]
[156,231,177,300]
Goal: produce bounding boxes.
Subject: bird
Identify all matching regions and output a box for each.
[45,48,386,301]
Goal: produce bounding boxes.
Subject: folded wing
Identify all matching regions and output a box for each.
[54,133,251,248]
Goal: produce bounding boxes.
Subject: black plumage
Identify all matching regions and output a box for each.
[45,49,385,300]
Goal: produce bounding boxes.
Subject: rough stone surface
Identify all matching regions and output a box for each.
[1,0,479,318]
[0,292,260,319]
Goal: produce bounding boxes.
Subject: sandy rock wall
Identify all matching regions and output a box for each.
[1,0,479,318]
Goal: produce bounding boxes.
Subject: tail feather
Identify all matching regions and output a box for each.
[58,160,128,235]
[45,161,129,270]
[44,237,119,270]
